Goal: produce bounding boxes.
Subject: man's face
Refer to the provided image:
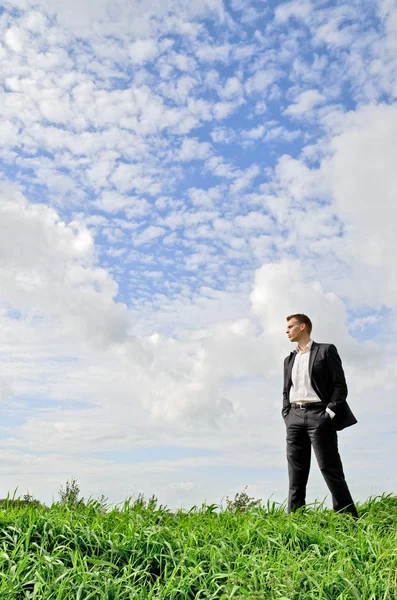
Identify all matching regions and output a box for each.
[286,318,305,342]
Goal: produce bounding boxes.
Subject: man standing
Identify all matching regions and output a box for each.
[283,314,358,517]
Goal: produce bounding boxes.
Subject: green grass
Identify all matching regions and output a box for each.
[0,495,396,599]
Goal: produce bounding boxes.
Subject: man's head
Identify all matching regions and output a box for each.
[286,314,312,344]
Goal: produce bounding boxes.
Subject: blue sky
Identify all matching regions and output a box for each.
[0,0,397,508]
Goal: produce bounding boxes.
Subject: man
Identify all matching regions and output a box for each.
[283,314,358,517]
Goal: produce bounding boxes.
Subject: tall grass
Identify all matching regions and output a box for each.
[0,494,396,599]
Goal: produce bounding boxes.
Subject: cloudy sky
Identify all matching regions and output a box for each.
[1,0,396,509]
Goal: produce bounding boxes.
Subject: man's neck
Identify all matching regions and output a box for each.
[297,337,311,351]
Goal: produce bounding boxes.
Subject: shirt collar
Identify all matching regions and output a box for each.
[296,339,313,353]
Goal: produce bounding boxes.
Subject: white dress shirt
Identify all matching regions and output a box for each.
[290,340,335,418]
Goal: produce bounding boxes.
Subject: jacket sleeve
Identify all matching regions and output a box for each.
[282,356,290,416]
[326,344,348,413]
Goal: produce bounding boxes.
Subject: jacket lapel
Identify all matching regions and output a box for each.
[309,341,320,380]
[286,351,296,385]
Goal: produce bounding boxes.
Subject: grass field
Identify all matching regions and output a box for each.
[0,494,396,599]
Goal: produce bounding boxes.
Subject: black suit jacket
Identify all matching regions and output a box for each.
[282,342,357,431]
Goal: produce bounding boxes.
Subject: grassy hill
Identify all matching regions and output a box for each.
[0,494,396,599]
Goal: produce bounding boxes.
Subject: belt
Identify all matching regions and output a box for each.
[291,402,325,409]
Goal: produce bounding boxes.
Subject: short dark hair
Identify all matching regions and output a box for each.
[286,314,312,335]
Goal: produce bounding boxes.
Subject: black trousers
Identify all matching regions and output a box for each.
[285,404,358,517]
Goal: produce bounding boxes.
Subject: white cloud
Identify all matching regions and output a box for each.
[241,125,265,140]
[263,126,301,142]
[134,225,166,245]
[7,0,225,34]
[196,43,231,63]
[159,75,198,103]
[167,481,198,491]
[285,89,326,115]
[210,127,236,144]
[235,212,272,231]
[0,184,129,346]
[245,68,281,95]
[129,39,159,65]
[22,10,48,32]
[110,161,162,195]
[263,153,330,211]
[178,138,213,161]
[312,7,359,49]
[349,315,379,330]
[229,164,260,194]
[274,0,312,24]
[5,27,26,52]
[323,102,397,307]
[213,100,242,120]
[188,186,222,208]
[93,192,151,215]
[218,76,244,99]
[256,100,397,313]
